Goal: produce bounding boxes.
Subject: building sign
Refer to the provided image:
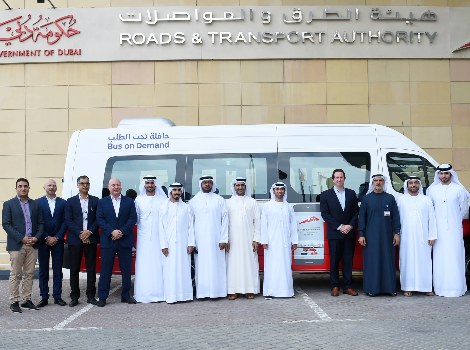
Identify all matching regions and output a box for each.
[1,6,469,63]
[106,131,170,151]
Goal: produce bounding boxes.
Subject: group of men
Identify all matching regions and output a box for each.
[2,175,139,313]
[320,165,469,298]
[3,176,102,313]
[3,173,300,313]
[3,163,468,313]
[134,175,298,303]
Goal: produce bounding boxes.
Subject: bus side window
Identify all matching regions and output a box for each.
[186,153,277,200]
[386,152,436,194]
[278,152,371,203]
[103,155,185,196]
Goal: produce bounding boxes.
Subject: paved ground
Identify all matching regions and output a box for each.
[0,273,468,350]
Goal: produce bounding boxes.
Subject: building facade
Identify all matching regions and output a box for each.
[0,0,469,268]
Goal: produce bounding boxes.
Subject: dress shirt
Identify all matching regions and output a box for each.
[333,186,346,231]
[79,194,89,231]
[111,195,121,217]
[46,196,56,217]
[17,196,32,236]
[334,186,346,210]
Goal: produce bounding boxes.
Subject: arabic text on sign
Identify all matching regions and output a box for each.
[0,14,80,45]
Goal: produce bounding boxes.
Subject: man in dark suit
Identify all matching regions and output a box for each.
[2,178,44,313]
[320,169,359,297]
[96,178,137,307]
[64,175,99,307]
[37,179,67,307]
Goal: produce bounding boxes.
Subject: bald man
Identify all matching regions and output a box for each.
[37,179,67,307]
[96,178,137,307]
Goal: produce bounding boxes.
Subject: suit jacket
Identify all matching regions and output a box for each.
[2,197,44,251]
[320,187,359,240]
[65,194,100,246]
[37,196,67,242]
[97,195,137,249]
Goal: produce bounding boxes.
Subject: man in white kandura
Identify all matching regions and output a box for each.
[397,177,437,297]
[159,183,195,304]
[226,177,260,300]
[260,182,298,298]
[427,164,469,297]
[134,175,167,303]
[189,175,228,299]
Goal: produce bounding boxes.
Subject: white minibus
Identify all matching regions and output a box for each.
[62,119,469,274]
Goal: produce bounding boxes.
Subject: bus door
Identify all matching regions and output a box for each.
[277,151,371,272]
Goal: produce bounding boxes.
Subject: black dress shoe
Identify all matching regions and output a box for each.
[69,299,79,307]
[87,297,98,305]
[21,300,39,310]
[10,302,22,313]
[96,299,106,307]
[121,296,137,304]
[37,299,48,308]
[366,293,376,297]
[54,297,67,306]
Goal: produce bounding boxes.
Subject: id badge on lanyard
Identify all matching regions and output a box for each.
[384,204,390,217]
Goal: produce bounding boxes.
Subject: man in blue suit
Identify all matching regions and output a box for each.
[320,169,359,297]
[37,179,67,307]
[96,178,137,307]
[2,178,44,313]
[64,175,99,307]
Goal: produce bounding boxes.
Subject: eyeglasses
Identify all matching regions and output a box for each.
[78,182,90,186]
